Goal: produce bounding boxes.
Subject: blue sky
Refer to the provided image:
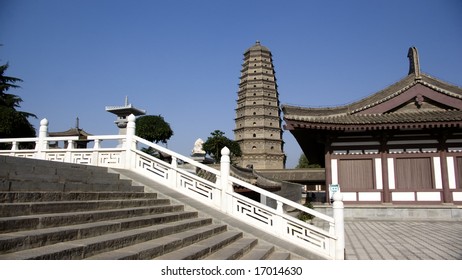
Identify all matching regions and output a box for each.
[1,0,461,168]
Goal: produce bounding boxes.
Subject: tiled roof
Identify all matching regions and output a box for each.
[283,73,462,130]
[49,128,92,138]
[287,109,462,127]
[245,40,270,53]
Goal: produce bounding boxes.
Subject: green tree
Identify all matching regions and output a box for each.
[0,62,36,139]
[135,115,173,144]
[202,130,241,163]
[295,154,321,168]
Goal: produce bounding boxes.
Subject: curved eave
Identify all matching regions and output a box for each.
[284,119,462,132]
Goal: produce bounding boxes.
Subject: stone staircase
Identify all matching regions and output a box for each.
[0,156,306,260]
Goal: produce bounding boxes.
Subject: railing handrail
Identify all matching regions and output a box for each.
[0,137,38,143]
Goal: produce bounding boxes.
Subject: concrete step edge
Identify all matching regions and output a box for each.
[0,192,158,203]
[154,230,243,260]
[204,237,258,260]
[0,198,172,217]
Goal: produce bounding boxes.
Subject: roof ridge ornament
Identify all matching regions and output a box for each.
[408,46,421,79]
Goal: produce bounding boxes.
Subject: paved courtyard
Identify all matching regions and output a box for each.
[344,220,462,260]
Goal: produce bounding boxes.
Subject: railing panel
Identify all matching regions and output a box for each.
[135,153,170,184]
[45,152,67,162]
[178,172,215,202]
[233,197,276,226]
[98,151,123,167]
[284,218,331,254]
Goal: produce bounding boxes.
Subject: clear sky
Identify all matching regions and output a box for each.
[1,0,461,168]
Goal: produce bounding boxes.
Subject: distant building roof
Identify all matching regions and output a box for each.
[49,117,92,140]
[49,127,92,139]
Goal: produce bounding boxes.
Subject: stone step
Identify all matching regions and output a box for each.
[87,224,228,260]
[1,180,144,193]
[0,204,185,233]
[236,243,275,260]
[154,230,243,260]
[266,251,291,260]
[0,155,113,174]
[0,198,171,217]
[0,210,198,254]
[0,217,213,260]
[204,237,258,260]
[8,167,124,184]
[0,192,158,203]
[1,156,143,193]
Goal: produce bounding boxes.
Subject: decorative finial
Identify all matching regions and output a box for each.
[75,117,80,129]
[125,96,129,106]
[255,40,261,45]
[408,46,421,78]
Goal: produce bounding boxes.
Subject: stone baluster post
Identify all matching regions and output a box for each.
[37,118,49,159]
[333,192,345,260]
[125,114,136,170]
[220,147,232,213]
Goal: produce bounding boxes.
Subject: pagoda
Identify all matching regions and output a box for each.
[234,41,286,170]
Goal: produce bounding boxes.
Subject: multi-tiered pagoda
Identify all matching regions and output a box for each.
[234,41,286,170]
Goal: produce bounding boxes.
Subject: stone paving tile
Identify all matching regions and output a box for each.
[344,220,462,260]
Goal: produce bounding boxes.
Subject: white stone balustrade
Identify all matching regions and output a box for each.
[0,114,345,259]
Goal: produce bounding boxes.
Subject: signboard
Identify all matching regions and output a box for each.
[329,184,340,201]
[329,184,340,193]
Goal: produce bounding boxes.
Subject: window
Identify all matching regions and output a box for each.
[338,159,374,190]
[396,158,433,189]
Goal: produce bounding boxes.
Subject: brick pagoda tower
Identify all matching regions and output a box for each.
[234,41,285,169]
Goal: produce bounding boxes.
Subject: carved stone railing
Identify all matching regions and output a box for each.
[0,115,344,260]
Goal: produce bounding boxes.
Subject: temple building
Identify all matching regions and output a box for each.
[49,117,92,149]
[234,41,286,170]
[282,47,462,205]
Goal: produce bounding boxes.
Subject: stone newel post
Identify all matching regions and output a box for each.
[220,147,232,213]
[37,118,49,159]
[333,192,345,260]
[125,114,136,169]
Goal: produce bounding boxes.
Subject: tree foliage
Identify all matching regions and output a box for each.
[0,62,36,139]
[202,130,241,163]
[135,115,173,144]
[295,154,321,168]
